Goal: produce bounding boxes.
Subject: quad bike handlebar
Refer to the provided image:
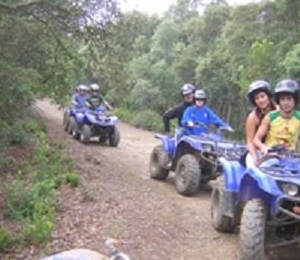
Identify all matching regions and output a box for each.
[186,121,234,133]
[257,143,299,167]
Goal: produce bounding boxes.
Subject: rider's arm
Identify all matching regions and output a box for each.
[163,104,182,132]
[206,107,227,127]
[71,94,78,106]
[103,99,113,110]
[245,111,259,161]
[85,99,92,109]
[253,115,270,155]
[181,106,193,127]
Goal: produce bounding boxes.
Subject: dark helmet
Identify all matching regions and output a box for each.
[247,80,272,105]
[274,79,299,104]
[181,83,195,96]
[194,89,207,100]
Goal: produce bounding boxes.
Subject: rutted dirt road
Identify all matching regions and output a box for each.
[33,99,239,260]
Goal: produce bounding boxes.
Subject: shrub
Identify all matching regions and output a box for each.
[113,107,134,123]
[130,110,163,132]
[4,180,57,220]
[23,203,55,243]
[1,122,28,146]
[0,228,14,252]
[65,173,80,188]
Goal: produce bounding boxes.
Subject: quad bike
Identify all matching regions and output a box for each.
[210,143,300,260]
[70,105,120,146]
[63,105,87,134]
[149,123,246,196]
[40,238,130,260]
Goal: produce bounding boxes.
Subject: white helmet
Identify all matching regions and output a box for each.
[78,84,88,91]
[90,83,99,91]
[194,89,207,99]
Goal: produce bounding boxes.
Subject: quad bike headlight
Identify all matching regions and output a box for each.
[201,143,214,152]
[280,183,299,197]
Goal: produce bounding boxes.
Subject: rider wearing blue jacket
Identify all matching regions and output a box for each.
[181,89,231,135]
[71,84,89,107]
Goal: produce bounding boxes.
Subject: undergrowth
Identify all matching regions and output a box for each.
[0,113,79,252]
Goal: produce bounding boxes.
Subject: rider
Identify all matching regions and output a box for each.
[71,84,89,107]
[86,83,113,111]
[254,79,300,162]
[181,89,232,136]
[242,80,277,167]
[162,83,195,136]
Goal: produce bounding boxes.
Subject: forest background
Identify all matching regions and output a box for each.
[1,0,300,139]
[1,0,300,254]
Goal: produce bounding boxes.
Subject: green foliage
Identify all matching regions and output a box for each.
[23,204,55,243]
[239,40,278,91]
[130,110,163,132]
[1,117,77,250]
[130,79,166,111]
[282,43,300,78]
[4,179,57,220]
[0,228,14,252]
[65,173,80,188]
[113,107,134,122]
[1,122,29,146]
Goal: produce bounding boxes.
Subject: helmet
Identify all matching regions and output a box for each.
[194,89,207,99]
[274,79,299,104]
[181,83,195,96]
[90,83,99,91]
[78,84,88,91]
[75,85,81,92]
[247,80,272,105]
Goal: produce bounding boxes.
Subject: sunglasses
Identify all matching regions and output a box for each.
[195,98,205,101]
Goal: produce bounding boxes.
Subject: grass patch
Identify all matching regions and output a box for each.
[65,172,80,188]
[0,114,77,252]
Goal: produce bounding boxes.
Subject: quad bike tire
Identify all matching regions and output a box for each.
[211,176,235,233]
[109,126,120,147]
[69,117,80,140]
[239,199,266,260]
[80,124,91,144]
[67,116,76,134]
[63,111,70,131]
[175,154,201,196]
[149,145,169,180]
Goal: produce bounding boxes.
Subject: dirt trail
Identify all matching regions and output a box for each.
[32,99,238,260]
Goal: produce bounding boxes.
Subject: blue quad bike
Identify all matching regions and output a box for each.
[63,105,87,134]
[70,105,120,146]
[149,125,247,196]
[210,144,300,260]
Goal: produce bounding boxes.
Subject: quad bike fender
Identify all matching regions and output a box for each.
[154,134,175,155]
[75,112,86,123]
[84,112,97,124]
[218,157,245,192]
[216,158,244,217]
[178,135,211,151]
[238,168,282,206]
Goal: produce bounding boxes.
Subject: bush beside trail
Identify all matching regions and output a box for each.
[0,110,79,254]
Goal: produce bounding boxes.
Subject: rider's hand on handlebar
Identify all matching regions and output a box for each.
[260,144,269,156]
[187,121,194,127]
